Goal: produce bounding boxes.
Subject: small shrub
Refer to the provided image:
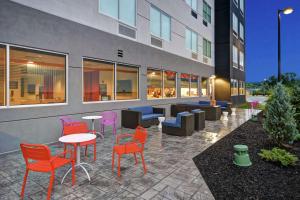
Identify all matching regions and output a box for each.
[294,134,300,142]
[263,83,298,145]
[258,148,299,166]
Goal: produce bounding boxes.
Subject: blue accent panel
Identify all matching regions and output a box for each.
[216,101,228,108]
[129,106,153,115]
[142,113,163,121]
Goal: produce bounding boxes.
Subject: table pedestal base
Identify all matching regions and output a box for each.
[61,163,93,184]
[61,145,93,184]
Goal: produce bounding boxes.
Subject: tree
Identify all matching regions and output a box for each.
[290,85,300,132]
[263,83,298,145]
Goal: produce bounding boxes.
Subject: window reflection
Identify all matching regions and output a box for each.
[163,71,176,98]
[9,47,66,105]
[83,59,114,102]
[180,73,190,97]
[147,69,162,99]
[191,75,199,97]
[116,64,139,100]
[201,77,208,96]
[0,46,6,106]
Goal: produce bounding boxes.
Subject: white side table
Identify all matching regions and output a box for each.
[223,111,229,121]
[82,116,103,138]
[158,117,165,129]
[231,108,236,116]
[59,133,96,183]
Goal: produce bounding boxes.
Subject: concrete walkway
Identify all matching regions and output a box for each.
[0,109,254,200]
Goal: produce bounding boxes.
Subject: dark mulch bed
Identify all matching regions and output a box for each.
[193,115,300,200]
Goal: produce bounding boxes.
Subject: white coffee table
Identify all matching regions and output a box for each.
[158,117,165,129]
[82,116,103,138]
[59,133,96,183]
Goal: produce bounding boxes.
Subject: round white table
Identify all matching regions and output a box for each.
[59,133,96,184]
[82,116,103,138]
[158,117,165,129]
[223,111,229,121]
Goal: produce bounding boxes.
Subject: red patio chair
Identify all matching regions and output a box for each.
[20,143,75,200]
[112,126,148,177]
[63,122,97,161]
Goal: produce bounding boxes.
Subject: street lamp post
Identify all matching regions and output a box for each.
[277,7,294,82]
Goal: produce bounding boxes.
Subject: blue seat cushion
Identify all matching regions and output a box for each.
[198,101,210,105]
[142,113,163,121]
[176,111,190,125]
[162,119,180,128]
[216,101,228,108]
[128,106,153,115]
[220,106,227,110]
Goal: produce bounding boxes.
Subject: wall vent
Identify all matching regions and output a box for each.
[203,57,208,64]
[191,52,198,60]
[191,10,197,19]
[117,49,123,58]
[119,24,136,39]
[202,20,208,27]
[151,36,162,48]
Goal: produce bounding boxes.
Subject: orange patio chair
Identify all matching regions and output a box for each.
[112,126,148,177]
[20,143,75,200]
[63,121,97,161]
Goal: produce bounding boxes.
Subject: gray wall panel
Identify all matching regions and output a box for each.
[0,1,213,153]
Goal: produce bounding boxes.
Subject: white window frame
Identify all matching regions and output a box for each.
[0,43,68,109]
[239,0,244,15]
[98,0,137,28]
[185,28,198,54]
[231,79,238,96]
[150,5,171,42]
[232,13,238,37]
[203,1,212,24]
[82,57,141,104]
[185,0,198,12]
[232,45,238,68]
[239,22,244,42]
[239,51,244,71]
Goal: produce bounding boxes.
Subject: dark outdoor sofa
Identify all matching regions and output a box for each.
[191,109,205,131]
[171,103,221,121]
[162,112,194,136]
[122,106,165,129]
[198,100,232,115]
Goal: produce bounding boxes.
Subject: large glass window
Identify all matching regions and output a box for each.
[83,59,114,102]
[190,75,199,97]
[147,69,162,99]
[201,77,208,96]
[233,13,238,35]
[233,45,238,67]
[116,64,139,100]
[185,29,198,53]
[231,79,238,96]
[0,45,6,106]
[239,23,244,41]
[163,71,176,98]
[9,47,66,106]
[240,0,244,14]
[99,0,136,26]
[186,0,197,11]
[239,80,245,95]
[203,38,211,58]
[203,1,211,23]
[239,51,244,71]
[150,6,171,41]
[180,73,190,97]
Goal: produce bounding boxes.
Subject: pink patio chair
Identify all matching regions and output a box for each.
[100,111,117,136]
[59,116,80,136]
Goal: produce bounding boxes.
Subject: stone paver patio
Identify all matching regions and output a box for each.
[0,109,254,200]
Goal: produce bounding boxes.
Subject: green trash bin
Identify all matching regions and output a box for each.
[233,144,252,167]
